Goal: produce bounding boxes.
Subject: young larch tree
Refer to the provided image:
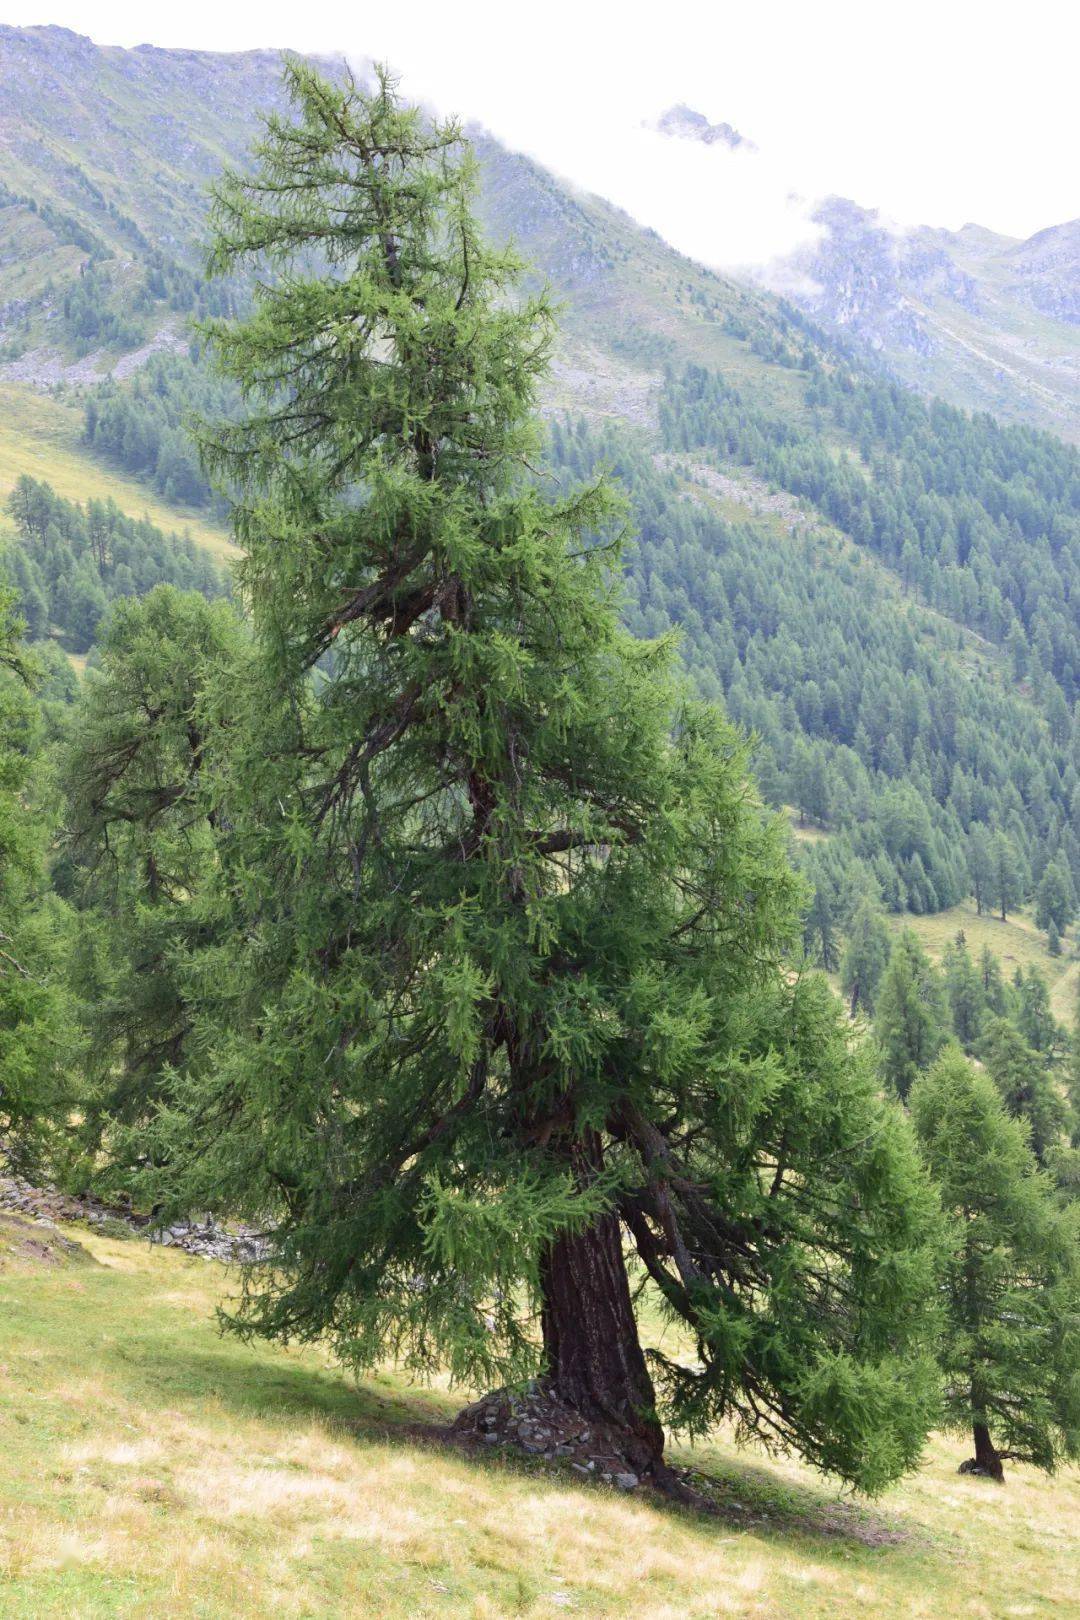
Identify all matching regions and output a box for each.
[911,1049,1080,1481]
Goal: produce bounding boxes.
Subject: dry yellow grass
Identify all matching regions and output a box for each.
[0,382,236,563]
[895,899,1080,1026]
[0,1213,1076,1618]
[784,808,831,846]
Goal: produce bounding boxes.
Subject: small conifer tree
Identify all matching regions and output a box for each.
[61,587,248,1179]
[911,1049,1080,1481]
[840,894,891,1016]
[874,930,946,1100]
[979,1016,1066,1167]
[913,1049,1080,1483]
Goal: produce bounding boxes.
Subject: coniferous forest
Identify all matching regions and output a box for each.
[0,34,1077,1617]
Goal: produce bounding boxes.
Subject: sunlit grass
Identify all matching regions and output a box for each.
[0,382,236,563]
[0,1210,1075,1618]
[894,898,1080,1025]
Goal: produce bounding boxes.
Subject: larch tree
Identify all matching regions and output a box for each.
[942,933,986,1051]
[967,826,993,917]
[1035,856,1075,939]
[840,894,891,1017]
[874,930,947,1101]
[143,62,942,1491]
[911,1049,1080,1481]
[0,589,72,1173]
[1012,964,1063,1063]
[979,1016,1066,1169]
[61,587,248,1182]
[990,832,1025,922]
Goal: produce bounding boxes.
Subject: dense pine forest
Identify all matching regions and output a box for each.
[4,474,222,649]
[81,352,240,515]
[64,319,1080,953]
[561,367,1080,941]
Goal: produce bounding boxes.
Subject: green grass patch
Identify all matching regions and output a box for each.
[0,1226,1075,1617]
[0,383,235,563]
[897,899,1080,1024]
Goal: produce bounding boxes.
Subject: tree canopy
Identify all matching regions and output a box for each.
[113,62,947,1492]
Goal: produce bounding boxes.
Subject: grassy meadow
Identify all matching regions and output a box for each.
[0,382,236,564]
[0,1210,1074,1620]
[888,899,1080,1027]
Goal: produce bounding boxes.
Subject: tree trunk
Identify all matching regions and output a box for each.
[961,1419,1005,1481]
[539,1133,665,1478]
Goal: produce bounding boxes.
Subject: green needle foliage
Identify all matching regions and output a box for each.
[911,1049,1080,1480]
[131,62,942,1488]
[874,930,947,1100]
[0,589,73,1172]
[61,586,248,1180]
[839,894,891,1015]
[979,1015,1067,1169]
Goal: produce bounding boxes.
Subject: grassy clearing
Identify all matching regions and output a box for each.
[897,899,1080,1025]
[784,808,831,846]
[0,383,236,563]
[0,1212,1075,1619]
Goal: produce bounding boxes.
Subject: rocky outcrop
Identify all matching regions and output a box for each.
[761,198,1080,437]
[0,1171,269,1262]
[654,104,754,151]
[1005,219,1080,324]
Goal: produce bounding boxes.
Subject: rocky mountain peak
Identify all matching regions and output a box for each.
[654,104,753,151]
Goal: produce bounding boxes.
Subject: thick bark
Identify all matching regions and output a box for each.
[973,1420,1005,1480]
[539,1132,665,1476]
[960,1419,1005,1481]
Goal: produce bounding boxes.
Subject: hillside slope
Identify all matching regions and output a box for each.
[767,197,1080,441]
[1,27,1079,937]
[0,382,234,561]
[0,25,816,424]
[0,1217,1075,1619]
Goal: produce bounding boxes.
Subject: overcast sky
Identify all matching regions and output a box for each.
[13,1,1079,266]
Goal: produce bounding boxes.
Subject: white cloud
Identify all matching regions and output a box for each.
[11,0,1079,265]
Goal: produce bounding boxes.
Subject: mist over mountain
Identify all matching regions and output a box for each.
[652,103,1079,440]
[768,200,1080,440]
[653,105,754,152]
[1,22,1079,935]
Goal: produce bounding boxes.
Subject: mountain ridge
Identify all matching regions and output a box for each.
[764,196,1080,440]
[649,100,1078,440]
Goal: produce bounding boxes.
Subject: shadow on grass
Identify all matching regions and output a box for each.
[113,1326,917,1554]
[668,1447,917,1548]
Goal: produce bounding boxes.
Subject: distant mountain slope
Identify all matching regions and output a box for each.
[766,197,1080,441]
[0,381,232,560]
[0,25,818,428]
[1,30,1074,443]
[644,103,1077,442]
[0,26,297,262]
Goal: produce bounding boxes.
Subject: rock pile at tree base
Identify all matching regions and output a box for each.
[452,1379,656,1491]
